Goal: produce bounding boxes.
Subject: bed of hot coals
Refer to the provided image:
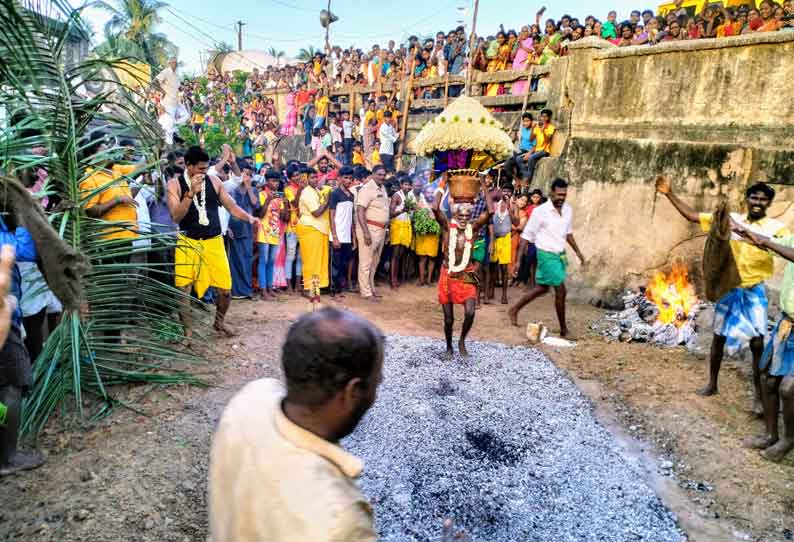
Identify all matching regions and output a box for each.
[344,336,684,542]
[591,290,709,348]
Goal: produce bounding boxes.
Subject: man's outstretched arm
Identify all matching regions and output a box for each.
[655,176,700,223]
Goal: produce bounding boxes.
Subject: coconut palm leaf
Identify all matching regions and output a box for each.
[1,0,206,438]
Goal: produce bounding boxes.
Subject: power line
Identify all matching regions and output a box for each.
[268,0,316,12]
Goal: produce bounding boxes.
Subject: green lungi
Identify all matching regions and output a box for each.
[536,249,568,287]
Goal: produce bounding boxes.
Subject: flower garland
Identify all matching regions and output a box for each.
[186,172,210,226]
[448,220,474,273]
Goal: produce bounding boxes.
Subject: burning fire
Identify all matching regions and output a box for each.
[645,263,698,327]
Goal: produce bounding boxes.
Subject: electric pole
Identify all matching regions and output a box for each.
[236,20,246,51]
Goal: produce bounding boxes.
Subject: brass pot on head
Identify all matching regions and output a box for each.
[320,9,339,28]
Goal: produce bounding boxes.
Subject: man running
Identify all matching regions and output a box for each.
[167,146,257,341]
[508,179,586,338]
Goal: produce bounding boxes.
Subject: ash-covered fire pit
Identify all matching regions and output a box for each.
[594,265,709,347]
[344,336,683,542]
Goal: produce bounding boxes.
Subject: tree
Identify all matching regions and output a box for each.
[0,0,204,437]
[297,45,319,61]
[96,0,177,71]
[267,46,285,66]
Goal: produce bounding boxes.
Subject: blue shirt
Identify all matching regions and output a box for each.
[519,126,536,152]
[0,218,37,330]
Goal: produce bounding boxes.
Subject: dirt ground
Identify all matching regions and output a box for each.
[1,284,793,541]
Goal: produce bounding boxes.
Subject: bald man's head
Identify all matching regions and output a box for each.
[282,308,384,409]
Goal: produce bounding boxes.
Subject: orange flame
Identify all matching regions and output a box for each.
[646,263,698,326]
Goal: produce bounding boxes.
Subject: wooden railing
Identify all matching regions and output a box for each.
[325,64,553,115]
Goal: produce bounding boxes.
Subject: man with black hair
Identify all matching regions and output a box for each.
[507,112,537,189]
[642,9,655,26]
[166,146,257,340]
[656,178,788,408]
[329,166,356,296]
[227,163,260,300]
[389,176,415,289]
[509,178,586,338]
[378,111,399,173]
[356,165,389,300]
[524,109,555,185]
[283,164,304,294]
[209,308,382,541]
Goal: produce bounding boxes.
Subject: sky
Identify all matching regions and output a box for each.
[80,0,652,75]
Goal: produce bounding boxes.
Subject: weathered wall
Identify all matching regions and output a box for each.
[533,33,794,303]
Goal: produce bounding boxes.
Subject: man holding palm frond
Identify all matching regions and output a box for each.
[167,147,257,342]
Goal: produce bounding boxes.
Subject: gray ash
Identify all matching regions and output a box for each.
[344,336,684,542]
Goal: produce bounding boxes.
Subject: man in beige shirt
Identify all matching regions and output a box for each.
[209,308,383,542]
[355,165,390,300]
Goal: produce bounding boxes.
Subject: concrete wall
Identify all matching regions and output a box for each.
[532,33,794,304]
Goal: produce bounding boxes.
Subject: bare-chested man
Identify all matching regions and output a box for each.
[431,176,494,357]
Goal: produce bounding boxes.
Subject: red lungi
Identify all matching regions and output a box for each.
[438,264,478,305]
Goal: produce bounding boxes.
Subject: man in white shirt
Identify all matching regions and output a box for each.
[153,57,188,144]
[508,179,586,337]
[377,111,399,173]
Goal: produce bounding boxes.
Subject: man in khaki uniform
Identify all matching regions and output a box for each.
[355,165,389,300]
[209,308,383,542]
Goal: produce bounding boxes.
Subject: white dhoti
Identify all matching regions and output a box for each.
[159,101,189,144]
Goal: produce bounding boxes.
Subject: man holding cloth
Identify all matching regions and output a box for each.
[508,178,586,338]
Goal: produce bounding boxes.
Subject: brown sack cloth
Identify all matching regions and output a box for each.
[703,201,741,302]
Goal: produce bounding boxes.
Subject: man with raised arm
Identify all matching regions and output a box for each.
[166,146,257,342]
[655,176,787,411]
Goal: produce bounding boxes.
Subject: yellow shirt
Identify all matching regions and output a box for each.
[315,95,330,118]
[299,185,330,235]
[80,163,138,240]
[352,150,365,166]
[284,183,301,233]
[700,212,789,288]
[371,149,381,165]
[364,110,377,126]
[258,192,283,245]
[532,123,556,154]
[192,112,204,124]
[209,379,376,542]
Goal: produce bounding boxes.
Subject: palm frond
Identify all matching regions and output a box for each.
[1,0,206,438]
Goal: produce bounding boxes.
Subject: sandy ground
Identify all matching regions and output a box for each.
[1,284,792,541]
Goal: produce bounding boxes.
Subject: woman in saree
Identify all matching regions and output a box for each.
[538,19,563,66]
[485,31,511,96]
[510,26,534,96]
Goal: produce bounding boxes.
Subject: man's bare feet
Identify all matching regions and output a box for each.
[760,438,794,463]
[751,398,764,418]
[214,321,239,337]
[500,296,508,305]
[743,434,778,450]
[445,347,454,359]
[696,384,719,397]
[507,308,519,327]
[560,327,570,338]
[0,450,45,477]
[458,341,469,358]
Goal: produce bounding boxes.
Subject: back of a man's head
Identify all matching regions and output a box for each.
[282,308,383,409]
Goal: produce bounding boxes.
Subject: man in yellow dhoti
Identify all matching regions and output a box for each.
[389,176,414,289]
[297,168,330,303]
[167,147,257,341]
[412,179,440,286]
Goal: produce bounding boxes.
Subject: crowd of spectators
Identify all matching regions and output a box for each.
[160,1,794,165]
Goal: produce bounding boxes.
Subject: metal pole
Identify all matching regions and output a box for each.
[464,0,480,97]
[236,21,246,51]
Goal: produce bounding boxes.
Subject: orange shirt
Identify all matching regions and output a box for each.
[80,163,138,240]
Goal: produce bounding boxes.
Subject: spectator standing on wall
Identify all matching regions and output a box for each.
[378,111,399,173]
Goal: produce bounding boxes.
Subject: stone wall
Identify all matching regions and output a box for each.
[531,33,794,303]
